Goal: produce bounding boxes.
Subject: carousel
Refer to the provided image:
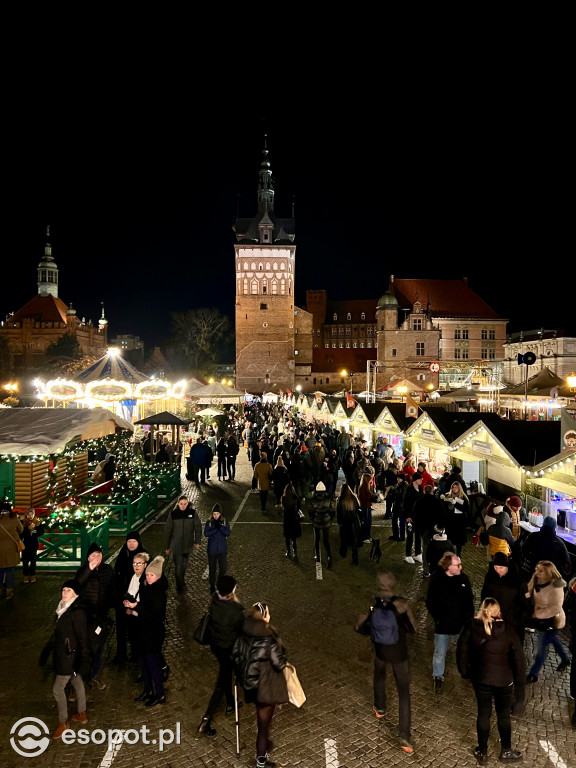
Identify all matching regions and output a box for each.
[34,347,188,424]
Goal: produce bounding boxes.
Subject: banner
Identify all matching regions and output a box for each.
[346,392,356,410]
[405,394,419,419]
[561,408,576,451]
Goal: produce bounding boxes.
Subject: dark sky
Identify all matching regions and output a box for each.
[7,70,572,352]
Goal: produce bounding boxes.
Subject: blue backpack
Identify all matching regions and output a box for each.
[369,598,400,645]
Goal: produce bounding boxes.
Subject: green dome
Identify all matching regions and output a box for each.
[377,291,398,309]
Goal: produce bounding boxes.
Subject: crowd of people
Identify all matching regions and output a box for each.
[2,400,574,765]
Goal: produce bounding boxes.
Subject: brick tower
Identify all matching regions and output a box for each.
[233,138,298,395]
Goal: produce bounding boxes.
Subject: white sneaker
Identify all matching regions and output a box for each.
[404,556,415,564]
[414,554,423,563]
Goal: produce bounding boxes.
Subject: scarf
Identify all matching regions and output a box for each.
[534,580,550,593]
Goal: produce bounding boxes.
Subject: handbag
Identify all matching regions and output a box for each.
[194,610,212,645]
[283,662,306,708]
[1,522,25,552]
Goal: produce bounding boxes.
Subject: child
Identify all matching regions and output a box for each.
[21,507,44,583]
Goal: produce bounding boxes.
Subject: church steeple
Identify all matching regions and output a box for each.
[256,134,275,214]
[37,225,59,298]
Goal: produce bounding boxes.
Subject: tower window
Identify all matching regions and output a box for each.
[360,312,365,320]
[333,313,338,321]
[259,263,263,271]
[347,313,352,320]
[413,318,422,330]
[260,303,268,310]
[392,348,397,356]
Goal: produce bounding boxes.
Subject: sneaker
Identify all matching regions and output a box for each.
[498,749,522,762]
[434,677,444,694]
[414,554,423,563]
[89,677,107,690]
[474,746,488,765]
[363,539,372,544]
[404,556,415,564]
[398,738,414,755]
[53,722,69,740]
[372,706,386,718]
[162,664,170,682]
[251,489,259,494]
[557,659,570,672]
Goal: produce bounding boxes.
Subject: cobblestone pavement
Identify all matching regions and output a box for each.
[1,451,574,768]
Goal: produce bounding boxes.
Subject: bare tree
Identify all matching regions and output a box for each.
[171,308,231,369]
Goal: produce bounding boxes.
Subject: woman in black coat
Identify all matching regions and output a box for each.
[125,556,168,707]
[232,602,288,768]
[216,437,228,480]
[112,530,145,663]
[45,579,91,738]
[272,456,290,507]
[441,481,469,556]
[281,484,302,560]
[457,598,525,764]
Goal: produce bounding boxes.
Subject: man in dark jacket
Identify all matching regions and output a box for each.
[188,437,210,486]
[75,543,114,689]
[520,516,571,578]
[487,507,515,559]
[425,551,474,693]
[165,495,202,593]
[355,571,416,755]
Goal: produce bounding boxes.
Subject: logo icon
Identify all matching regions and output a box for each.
[10,717,51,758]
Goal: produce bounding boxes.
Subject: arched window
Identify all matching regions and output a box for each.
[251,280,258,294]
[272,280,278,294]
[243,279,248,294]
[258,263,263,271]
[347,313,351,320]
[361,312,366,320]
[244,262,249,270]
[273,262,277,270]
[281,280,286,295]
[333,313,338,321]
[280,262,285,270]
[251,262,256,271]
[288,280,292,295]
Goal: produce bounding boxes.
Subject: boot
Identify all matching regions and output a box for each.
[23,576,30,583]
[53,722,69,739]
[197,716,216,736]
[6,588,14,600]
[71,712,88,724]
[30,576,36,583]
[134,689,153,702]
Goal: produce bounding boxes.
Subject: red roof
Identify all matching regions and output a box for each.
[392,279,502,319]
[11,295,69,324]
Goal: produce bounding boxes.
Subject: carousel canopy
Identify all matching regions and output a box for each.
[75,350,149,384]
[0,407,133,456]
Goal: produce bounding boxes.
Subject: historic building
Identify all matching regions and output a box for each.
[501,329,576,386]
[233,139,312,393]
[0,227,108,374]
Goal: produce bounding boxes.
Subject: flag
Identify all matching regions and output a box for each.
[346,392,356,410]
[405,394,419,419]
[560,408,576,451]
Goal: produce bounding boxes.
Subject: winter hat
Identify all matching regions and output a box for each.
[507,496,522,508]
[87,542,103,556]
[433,525,446,536]
[217,574,237,596]
[543,516,557,530]
[126,530,141,544]
[146,556,164,578]
[493,552,510,567]
[62,579,81,595]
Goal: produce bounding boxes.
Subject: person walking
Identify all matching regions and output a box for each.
[20,507,44,584]
[357,471,376,545]
[126,555,168,707]
[41,579,91,738]
[355,570,416,755]
[226,433,240,481]
[525,560,570,683]
[388,473,408,542]
[272,455,290,509]
[254,451,273,514]
[216,436,228,481]
[519,516,571,579]
[425,551,474,693]
[457,597,525,764]
[403,472,423,564]
[197,574,245,737]
[112,530,146,664]
[204,504,230,593]
[563,575,576,728]
[440,481,470,556]
[0,501,23,600]
[75,542,115,690]
[232,602,289,768]
[425,525,455,577]
[309,493,334,568]
[164,495,202,594]
[487,506,515,559]
[281,483,302,561]
[336,483,361,565]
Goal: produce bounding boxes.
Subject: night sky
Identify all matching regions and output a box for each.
[8,76,572,353]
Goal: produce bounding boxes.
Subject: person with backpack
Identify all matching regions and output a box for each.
[226,433,240,481]
[355,570,416,755]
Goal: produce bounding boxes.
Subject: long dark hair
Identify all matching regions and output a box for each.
[338,483,359,512]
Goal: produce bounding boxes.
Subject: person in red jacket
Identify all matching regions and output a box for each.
[417,462,435,490]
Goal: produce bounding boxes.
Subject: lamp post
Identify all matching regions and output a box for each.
[568,372,576,393]
[397,385,408,402]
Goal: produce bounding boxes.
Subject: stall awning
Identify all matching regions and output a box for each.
[530,476,576,498]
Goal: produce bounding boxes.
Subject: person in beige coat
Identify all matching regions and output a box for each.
[253,452,273,514]
[0,501,24,600]
[525,560,570,683]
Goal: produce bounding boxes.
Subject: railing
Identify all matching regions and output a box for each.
[35,520,110,572]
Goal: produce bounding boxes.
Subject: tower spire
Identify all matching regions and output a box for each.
[257,133,274,214]
[38,224,59,298]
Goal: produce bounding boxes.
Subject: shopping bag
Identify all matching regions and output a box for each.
[283,662,306,707]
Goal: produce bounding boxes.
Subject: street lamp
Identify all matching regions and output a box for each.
[341,370,355,395]
[397,385,408,402]
[568,372,576,393]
